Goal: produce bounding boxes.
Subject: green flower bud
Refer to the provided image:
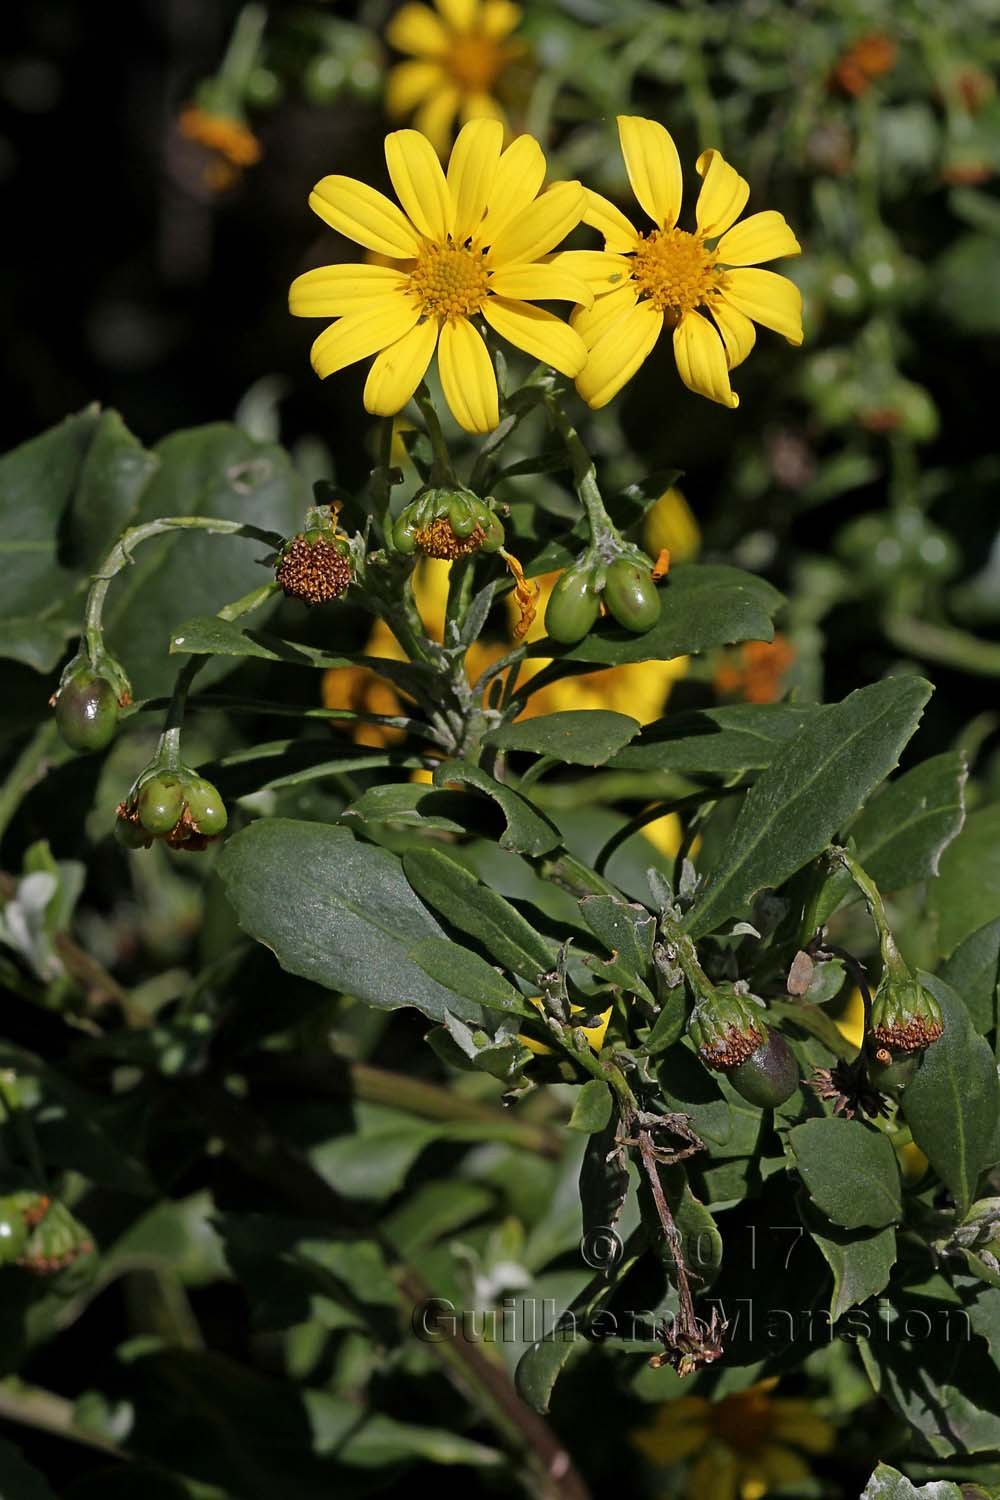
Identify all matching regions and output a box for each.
[728,1029,800,1107]
[544,566,600,644]
[870,975,944,1056]
[137,773,186,835]
[688,984,767,1072]
[603,559,661,634]
[54,670,119,753]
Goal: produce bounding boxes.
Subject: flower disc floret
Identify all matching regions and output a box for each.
[631,227,721,317]
[407,241,490,319]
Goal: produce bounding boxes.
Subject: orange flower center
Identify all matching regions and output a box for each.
[407,240,490,319]
[630,227,721,318]
[447,33,504,92]
[710,1386,775,1455]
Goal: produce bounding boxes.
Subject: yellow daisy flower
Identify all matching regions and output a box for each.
[558,115,803,410]
[289,118,591,434]
[633,1379,834,1500]
[385,0,525,157]
[644,486,701,565]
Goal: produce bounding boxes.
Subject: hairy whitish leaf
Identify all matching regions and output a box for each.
[816,752,967,921]
[902,974,1000,1217]
[929,802,1000,959]
[403,848,557,982]
[608,703,818,775]
[408,937,535,1016]
[568,1079,614,1133]
[685,677,932,938]
[527,565,783,667]
[431,761,561,856]
[486,711,641,766]
[861,1463,964,1499]
[788,1118,902,1229]
[218,820,487,1023]
[938,919,1000,1035]
[802,1201,897,1320]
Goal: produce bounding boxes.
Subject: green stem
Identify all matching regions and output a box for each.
[594,787,741,877]
[0,1379,123,1460]
[658,911,718,1007]
[445,555,475,636]
[882,612,1000,677]
[544,398,622,552]
[415,384,456,485]
[217,3,268,99]
[0,721,64,846]
[831,847,907,982]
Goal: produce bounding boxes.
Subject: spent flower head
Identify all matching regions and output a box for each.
[290,119,591,433]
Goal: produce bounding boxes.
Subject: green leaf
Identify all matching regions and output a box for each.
[938,920,1000,1035]
[935,232,1000,335]
[403,848,557,983]
[816,752,967,920]
[655,1044,764,1157]
[217,819,487,1023]
[579,895,655,1000]
[608,703,819,775]
[902,973,1000,1217]
[0,1437,59,1500]
[929,802,1000,959]
[803,1202,897,1320]
[514,1253,640,1412]
[486,711,641,766]
[71,408,159,568]
[527,565,784,667]
[431,761,561,856]
[342,784,467,834]
[568,1080,614,1133]
[861,1463,964,1499]
[685,676,932,938]
[788,1118,902,1229]
[407,937,535,1016]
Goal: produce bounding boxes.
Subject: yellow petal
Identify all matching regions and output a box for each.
[617,114,683,229]
[632,1421,709,1464]
[414,86,462,158]
[695,149,750,238]
[721,268,804,344]
[690,1447,739,1500]
[582,188,639,252]
[673,310,738,407]
[385,129,452,242]
[460,90,506,125]
[545,250,632,296]
[488,180,584,267]
[482,297,588,377]
[309,294,420,378]
[309,176,421,259]
[482,134,547,243]
[488,263,593,305]
[481,0,522,38]
[289,263,409,318]
[385,59,444,117]
[438,316,499,431]
[386,2,450,57]
[716,210,801,266]
[708,296,756,369]
[755,1443,811,1486]
[835,987,865,1048]
[571,281,638,346]
[770,1404,835,1454]
[642,811,684,859]
[447,118,504,241]
[580,1006,612,1052]
[575,298,663,408]
[363,318,439,414]
[437,0,477,29]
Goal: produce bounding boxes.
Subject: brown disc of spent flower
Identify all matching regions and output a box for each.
[415,517,486,559]
[276,536,353,604]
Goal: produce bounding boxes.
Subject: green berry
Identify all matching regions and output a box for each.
[603,559,661,634]
[0,1196,29,1263]
[138,775,185,835]
[54,671,118,753]
[545,568,600,644]
[114,812,151,849]
[183,778,228,837]
[728,1029,800,1108]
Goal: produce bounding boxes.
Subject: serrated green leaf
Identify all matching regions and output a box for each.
[608,703,818,775]
[217,819,486,1023]
[527,565,783,667]
[788,1118,902,1229]
[686,676,932,938]
[403,848,557,983]
[902,974,1000,1217]
[486,711,640,766]
[431,761,561,856]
